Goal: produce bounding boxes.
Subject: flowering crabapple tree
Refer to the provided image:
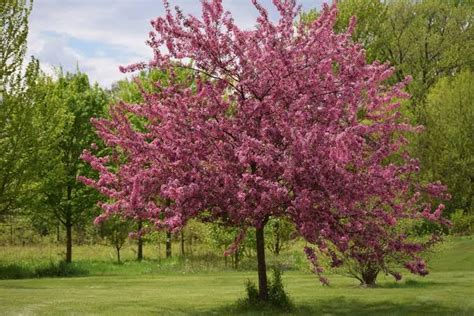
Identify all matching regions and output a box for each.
[79,0,448,300]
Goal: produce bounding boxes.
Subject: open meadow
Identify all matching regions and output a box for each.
[0,236,473,315]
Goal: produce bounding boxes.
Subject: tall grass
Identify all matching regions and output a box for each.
[0,241,310,279]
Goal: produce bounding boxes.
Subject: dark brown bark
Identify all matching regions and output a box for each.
[166,231,172,258]
[56,221,60,242]
[137,220,143,261]
[361,267,379,287]
[274,221,281,255]
[65,184,73,263]
[116,245,121,264]
[180,230,185,256]
[256,224,269,301]
[65,222,72,263]
[9,215,13,245]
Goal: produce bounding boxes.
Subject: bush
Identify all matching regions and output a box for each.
[35,261,88,278]
[450,210,474,236]
[0,261,88,279]
[241,267,293,311]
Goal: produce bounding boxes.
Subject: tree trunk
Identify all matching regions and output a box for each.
[9,214,14,245]
[166,231,172,258]
[116,246,121,264]
[180,230,185,257]
[274,221,281,255]
[56,221,60,242]
[256,224,269,301]
[361,267,379,287]
[65,185,73,263]
[137,220,143,261]
[65,223,72,263]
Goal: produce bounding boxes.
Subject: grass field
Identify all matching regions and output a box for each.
[0,236,473,315]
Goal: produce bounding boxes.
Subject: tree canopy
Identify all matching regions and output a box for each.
[80,0,448,299]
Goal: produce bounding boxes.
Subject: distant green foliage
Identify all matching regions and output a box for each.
[0,0,32,90]
[32,71,108,262]
[450,210,474,235]
[98,216,133,264]
[266,218,295,256]
[300,2,472,222]
[110,67,195,104]
[419,70,473,214]
[335,0,473,107]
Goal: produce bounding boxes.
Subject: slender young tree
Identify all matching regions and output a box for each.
[41,71,107,263]
[419,70,473,214]
[99,215,132,264]
[81,0,447,300]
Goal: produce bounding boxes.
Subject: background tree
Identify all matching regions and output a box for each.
[335,0,473,115]
[98,216,132,264]
[208,223,257,269]
[38,71,108,263]
[419,70,473,215]
[0,0,32,90]
[0,0,34,217]
[266,218,294,256]
[302,1,472,221]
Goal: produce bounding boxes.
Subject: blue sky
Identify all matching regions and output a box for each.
[27,0,325,87]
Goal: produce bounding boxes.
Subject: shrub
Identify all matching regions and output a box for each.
[450,210,474,236]
[0,261,88,279]
[242,267,293,311]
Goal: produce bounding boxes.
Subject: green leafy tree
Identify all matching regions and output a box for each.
[330,0,473,216]
[334,0,473,115]
[0,0,32,90]
[37,71,108,263]
[0,0,35,217]
[419,70,473,215]
[99,216,132,264]
[266,218,295,256]
[207,223,256,269]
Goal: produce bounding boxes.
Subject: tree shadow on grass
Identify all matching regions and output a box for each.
[186,297,473,316]
[376,279,457,289]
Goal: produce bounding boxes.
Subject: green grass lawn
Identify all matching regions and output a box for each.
[0,236,473,315]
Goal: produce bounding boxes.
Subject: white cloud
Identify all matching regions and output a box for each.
[27,0,325,87]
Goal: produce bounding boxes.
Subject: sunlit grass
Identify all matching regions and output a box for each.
[0,236,472,315]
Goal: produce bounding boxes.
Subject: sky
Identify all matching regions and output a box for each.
[27,0,325,88]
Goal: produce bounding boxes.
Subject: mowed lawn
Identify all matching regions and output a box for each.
[0,237,473,315]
